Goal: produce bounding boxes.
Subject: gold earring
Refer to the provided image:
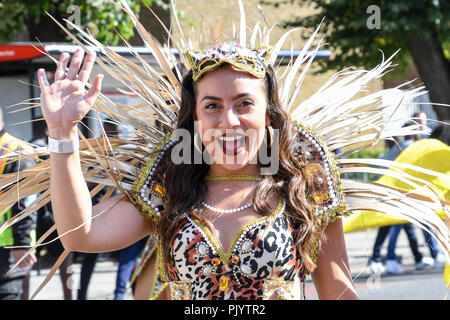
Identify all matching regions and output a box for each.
[194,132,203,154]
[265,125,274,147]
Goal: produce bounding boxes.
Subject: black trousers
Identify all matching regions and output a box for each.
[0,277,23,300]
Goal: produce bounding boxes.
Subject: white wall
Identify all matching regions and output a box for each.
[0,62,150,142]
[0,75,33,141]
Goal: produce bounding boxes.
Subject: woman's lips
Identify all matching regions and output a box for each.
[216,135,245,156]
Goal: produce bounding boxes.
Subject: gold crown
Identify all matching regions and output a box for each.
[185,43,273,81]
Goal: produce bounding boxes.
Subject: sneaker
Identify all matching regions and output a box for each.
[386,259,404,275]
[369,260,385,274]
[433,253,446,269]
[415,257,434,270]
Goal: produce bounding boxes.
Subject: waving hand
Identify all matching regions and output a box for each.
[37,48,103,139]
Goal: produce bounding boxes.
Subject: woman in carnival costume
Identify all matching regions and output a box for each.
[1,0,448,300]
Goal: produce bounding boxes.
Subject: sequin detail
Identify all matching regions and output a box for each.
[293,121,347,220]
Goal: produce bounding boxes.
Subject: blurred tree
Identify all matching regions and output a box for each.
[262,0,450,122]
[0,0,169,45]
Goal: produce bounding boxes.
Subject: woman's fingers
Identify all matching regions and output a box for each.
[51,48,96,85]
[66,48,85,80]
[37,69,49,89]
[54,53,70,81]
[78,50,97,83]
[85,74,103,106]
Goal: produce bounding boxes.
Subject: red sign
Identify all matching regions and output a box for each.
[0,45,46,62]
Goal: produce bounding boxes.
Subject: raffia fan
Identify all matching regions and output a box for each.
[0,0,448,299]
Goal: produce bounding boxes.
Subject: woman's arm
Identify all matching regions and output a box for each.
[311,218,359,300]
[50,141,153,252]
[38,49,153,252]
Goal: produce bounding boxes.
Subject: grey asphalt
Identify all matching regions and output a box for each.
[28,227,448,300]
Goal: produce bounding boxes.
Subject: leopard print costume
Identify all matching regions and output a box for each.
[131,123,347,300]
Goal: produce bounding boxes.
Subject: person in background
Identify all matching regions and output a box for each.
[31,121,74,300]
[409,112,447,270]
[411,111,431,138]
[77,119,119,300]
[0,107,37,299]
[76,187,102,300]
[104,119,149,300]
[76,184,120,300]
[369,124,430,274]
[113,237,148,300]
[430,125,450,145]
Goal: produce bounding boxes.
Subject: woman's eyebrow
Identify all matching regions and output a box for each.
[200,95,222,102]
[200,93,254,102]
[232,93,254,100]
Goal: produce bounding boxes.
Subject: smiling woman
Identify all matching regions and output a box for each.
[194,64,268,170]
[147,45,356,300]
[1,0,448,301]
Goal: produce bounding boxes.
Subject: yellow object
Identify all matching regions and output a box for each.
[377,139,450,200]
[219,275,230,291]
[312,192,329,204]
[343,210,410,233]
[0,132,21,247]
[212,257,221,267]
[0,132,20,173]
[444,263,450,287]
[186,45,272,81]
[343,139,450,233]
[152,183,166,197]
[302,163,320,176]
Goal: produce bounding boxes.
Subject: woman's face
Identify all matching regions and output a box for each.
[194,65,270,174]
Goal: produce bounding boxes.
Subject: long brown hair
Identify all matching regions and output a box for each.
[158,64,327,273]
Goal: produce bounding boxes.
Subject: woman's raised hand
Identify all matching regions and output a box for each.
[37,48,103,140]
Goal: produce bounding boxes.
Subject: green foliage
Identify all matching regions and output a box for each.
[0,0,161,45]
[261,0,450,76]
[343,148,387,181]
[344,148,386,159]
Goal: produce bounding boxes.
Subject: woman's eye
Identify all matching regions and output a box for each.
[239,100,254,107]
[204,103,219,109]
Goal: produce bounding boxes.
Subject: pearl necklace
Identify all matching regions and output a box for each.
[202,201,253,214]
[202,174,259,213]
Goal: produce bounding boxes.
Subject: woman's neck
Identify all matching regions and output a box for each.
[203,179,259,207]
[207,164,261,177]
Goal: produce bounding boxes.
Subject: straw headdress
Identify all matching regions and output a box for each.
[0,0,448,299]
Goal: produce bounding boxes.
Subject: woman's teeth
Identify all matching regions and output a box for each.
[217,136,245,154]
[217,136,245,143]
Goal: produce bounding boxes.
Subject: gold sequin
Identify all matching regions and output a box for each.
[212,257,221,267]
[219,276,230,291]
[302,163,320,176]
[312,192,329,203]
[262,280,294,300]
[152,183,166,196]
[170,282,192,300]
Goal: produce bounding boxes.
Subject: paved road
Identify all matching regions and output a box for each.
[28,227,448,300]
[304,228,449,300]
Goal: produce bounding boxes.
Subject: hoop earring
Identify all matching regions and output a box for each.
[194,132,203,154]
[265,125,274,147]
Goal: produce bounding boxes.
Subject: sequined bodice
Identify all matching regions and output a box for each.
[131,122,348,300]
[165,199,306,300]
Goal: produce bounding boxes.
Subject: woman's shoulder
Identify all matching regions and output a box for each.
[290,121,348,225]
[130,134,175,224]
